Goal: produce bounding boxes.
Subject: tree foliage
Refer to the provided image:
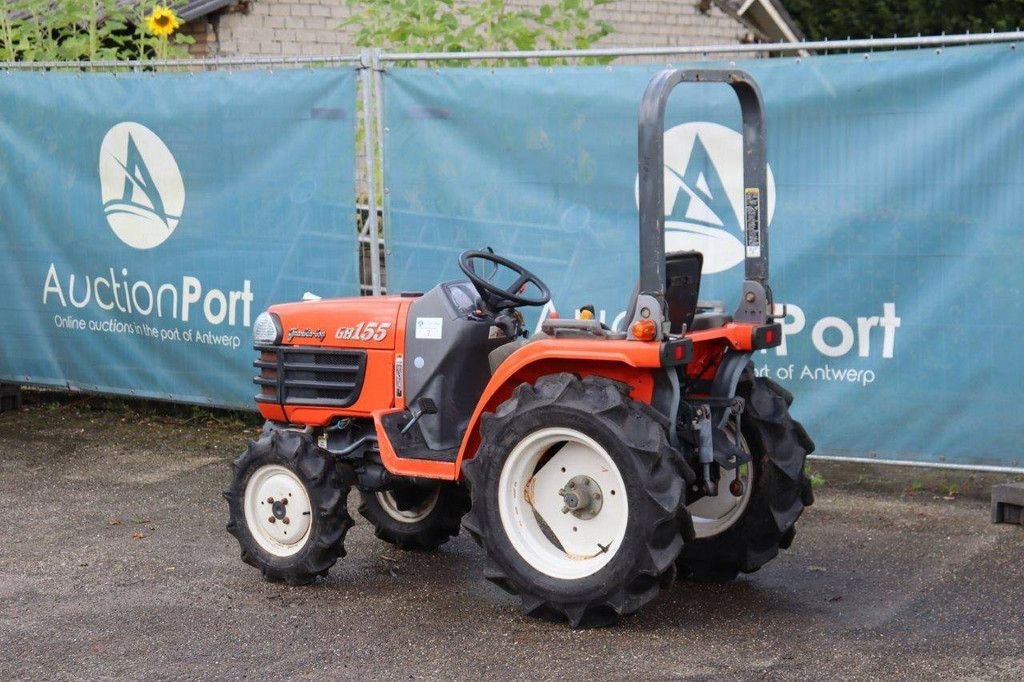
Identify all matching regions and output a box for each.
[0,0,194,63]
[785,0,1024,41]
[342,0,615,64]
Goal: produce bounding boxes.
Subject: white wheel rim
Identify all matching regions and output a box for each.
[498,427,629,581]
[687,428,754,539]
[243,464,313,557]
[376,487,441,524]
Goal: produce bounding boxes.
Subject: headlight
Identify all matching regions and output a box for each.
[253,311,282,345]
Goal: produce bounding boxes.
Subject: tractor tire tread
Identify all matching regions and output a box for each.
[463,373,693,628]
[357,484,470,551]
[678,364,814,583]
[224,428,353,585]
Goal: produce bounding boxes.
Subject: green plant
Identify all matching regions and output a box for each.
[806,466,826,490]
[342,0,615,66]
[0,0,194,64]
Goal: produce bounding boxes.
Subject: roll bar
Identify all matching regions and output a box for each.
[631,69,772,339]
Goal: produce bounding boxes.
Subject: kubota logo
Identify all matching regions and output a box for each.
[635,122,776,274]
[98,122,184,250]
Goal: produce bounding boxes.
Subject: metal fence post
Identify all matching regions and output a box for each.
[358,48,382,295]
[371,48,387,293]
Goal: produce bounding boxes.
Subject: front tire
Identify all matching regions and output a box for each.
[224,429,353,585]
[462,373,693,628]
[677,366,815,582]
[358,483,469,550]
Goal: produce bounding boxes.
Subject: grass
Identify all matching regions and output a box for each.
[805,465,826,489]
[18,387,262,431]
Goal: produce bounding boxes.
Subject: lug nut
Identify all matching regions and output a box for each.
[283,517,290,525]
[266,497,274,504]
[268,516,276,524]
[281,498,288,505]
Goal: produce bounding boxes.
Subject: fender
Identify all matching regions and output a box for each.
[451,337,665,477]
[369,337,664,481]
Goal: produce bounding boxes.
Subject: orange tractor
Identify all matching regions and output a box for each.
[225,68,815,627]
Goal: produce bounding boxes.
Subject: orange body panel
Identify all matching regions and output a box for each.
[368,336,665,481]
[449,338,664,479]
[686,322,759,384]
[371,408,460,480]
[268,296,407,351]
[255,296,410,425]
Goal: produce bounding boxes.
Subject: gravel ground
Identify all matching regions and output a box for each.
[1,397,1022,681]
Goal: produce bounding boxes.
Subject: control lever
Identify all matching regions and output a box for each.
[401,397,438,435]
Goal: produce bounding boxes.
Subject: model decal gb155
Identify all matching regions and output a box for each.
[335,321,391,341]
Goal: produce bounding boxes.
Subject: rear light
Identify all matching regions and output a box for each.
[630,318,657,341]
[752,323,782,349]
[660,338,693,366]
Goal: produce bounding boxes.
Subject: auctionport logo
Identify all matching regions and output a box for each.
[635,122,776,274]
[98,122,184,250]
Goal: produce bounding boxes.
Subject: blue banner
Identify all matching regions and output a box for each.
[382,43,1024,469]
[0,68,357,408]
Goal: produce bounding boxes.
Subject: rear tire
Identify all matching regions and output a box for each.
[677,366,815,582]
[358,483,469,550]
[224,429,353,585]
[462,373,693,628]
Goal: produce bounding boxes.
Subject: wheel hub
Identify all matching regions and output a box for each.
[243,465,313,556]
[498,427,629,580]
[558,475,603,520]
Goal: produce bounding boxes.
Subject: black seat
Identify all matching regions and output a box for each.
[664,251,703,334]
[624,250,705,334]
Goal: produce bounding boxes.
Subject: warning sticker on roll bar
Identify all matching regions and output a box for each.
[744,187,762,258]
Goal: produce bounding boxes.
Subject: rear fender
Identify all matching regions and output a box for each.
[452,338,663,478]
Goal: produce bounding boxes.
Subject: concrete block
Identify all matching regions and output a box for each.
[0,384,21,413]
[992,482,1024,525]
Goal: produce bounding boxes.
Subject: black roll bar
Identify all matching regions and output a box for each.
[634,69,771,335]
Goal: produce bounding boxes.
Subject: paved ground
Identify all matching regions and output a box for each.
[1,395,1022,681]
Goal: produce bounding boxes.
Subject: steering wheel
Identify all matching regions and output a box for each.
[458,249,551,310]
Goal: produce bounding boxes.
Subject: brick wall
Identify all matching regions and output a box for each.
[187,0,754,60]
[181,16,219,57]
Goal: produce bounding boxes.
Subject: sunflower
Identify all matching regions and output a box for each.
[146,6,182,37]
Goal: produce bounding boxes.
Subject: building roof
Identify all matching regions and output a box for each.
[713,0,804,43]
[178,0,237,22]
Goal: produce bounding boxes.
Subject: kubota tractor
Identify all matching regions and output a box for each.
[225,68,815,628]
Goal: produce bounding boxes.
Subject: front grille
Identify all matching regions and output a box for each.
[254,345,367,407]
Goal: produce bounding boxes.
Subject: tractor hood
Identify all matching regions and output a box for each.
[265,295,407,350]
